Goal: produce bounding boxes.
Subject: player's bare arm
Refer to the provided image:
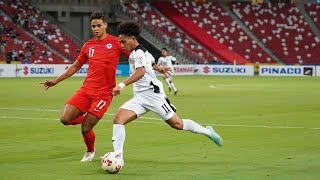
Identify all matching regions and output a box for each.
[41,60,83,90]
[113,67,145,96]
[152,63,172,78]
[173,59,178,70]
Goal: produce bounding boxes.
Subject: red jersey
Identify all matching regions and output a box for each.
[77,34,129,90]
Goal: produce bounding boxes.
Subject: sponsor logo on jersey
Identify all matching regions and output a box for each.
[106,43,112,49]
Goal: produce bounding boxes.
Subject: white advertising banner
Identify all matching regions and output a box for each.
[8,64,318,77]
[259,65,315,76]
[174,65,194,75]
[316,66,320,77]
[194,65,254,76]
[15,64,89,77]
[0,64,17,77]
[16,64,66,77]
[65,64,89,77]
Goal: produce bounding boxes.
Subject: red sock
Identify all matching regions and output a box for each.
[83,131,95,152]
[67,116,84,125]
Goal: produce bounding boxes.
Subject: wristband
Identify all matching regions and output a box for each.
[118,82,126,88]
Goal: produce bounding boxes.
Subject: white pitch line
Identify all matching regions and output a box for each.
[0,107,319,130]
[209,84,235,88]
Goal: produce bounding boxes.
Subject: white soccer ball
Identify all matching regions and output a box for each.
[101,152,123,174]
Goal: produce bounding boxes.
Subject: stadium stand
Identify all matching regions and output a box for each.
[1,0,319,65]
[0,0,81,62]
[0,14,64,64]
[304,4,320,29]
[126,3,219,64]
[231,2,320,64]
[154,1,251,64]
[167,1,277,64]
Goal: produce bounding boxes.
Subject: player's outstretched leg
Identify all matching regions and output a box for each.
[206,126,223,147]
[166,116,223,147]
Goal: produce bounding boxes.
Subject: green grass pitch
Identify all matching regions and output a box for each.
[0,76,320,180]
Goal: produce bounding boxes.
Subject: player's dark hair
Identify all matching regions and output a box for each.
[90,11,106,22]
[117,20,140,39]
[162,48,168,51]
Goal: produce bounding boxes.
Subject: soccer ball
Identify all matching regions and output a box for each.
[101,152,123,174]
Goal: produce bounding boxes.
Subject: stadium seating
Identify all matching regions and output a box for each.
[0,15,65,64]
[0,0,81,62]
[231,2,320,64]
[304,4,320,29]
[154,1,251,64]
[126,3,219,64]
[169,1,277,64]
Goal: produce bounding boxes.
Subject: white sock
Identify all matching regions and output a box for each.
[182,119,210,137]
[112,124,125,159]
[171,82,177,92]
[165,78,172,88]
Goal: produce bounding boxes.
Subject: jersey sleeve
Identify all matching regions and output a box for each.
[170,56,176,62]
[150,53,155,64]
[76,44,88,64]
[134,50,146,69]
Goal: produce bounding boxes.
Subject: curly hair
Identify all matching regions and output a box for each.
[117,20,140,39]
[90,11,106,22]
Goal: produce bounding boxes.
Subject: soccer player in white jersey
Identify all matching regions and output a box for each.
[157,48,178,95]
[110,20,223,164]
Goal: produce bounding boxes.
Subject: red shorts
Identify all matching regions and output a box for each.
[66,88,113,119]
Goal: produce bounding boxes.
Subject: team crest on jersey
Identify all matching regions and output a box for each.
[106,43,112,49]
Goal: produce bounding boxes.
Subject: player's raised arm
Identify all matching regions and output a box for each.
[41,60,83,90]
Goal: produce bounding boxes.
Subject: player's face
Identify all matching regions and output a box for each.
[161,50,167,57]
[91,19,107,40]
[118,34,137,52]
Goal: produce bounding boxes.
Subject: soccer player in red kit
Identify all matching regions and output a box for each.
[41,12,129,162]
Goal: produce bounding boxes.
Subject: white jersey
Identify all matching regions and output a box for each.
[157,56,176,71]
[128,45,164,94]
